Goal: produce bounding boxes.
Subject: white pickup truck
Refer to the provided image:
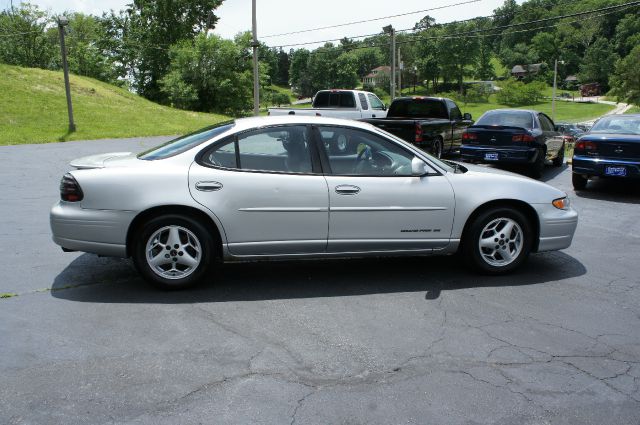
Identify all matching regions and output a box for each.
[267,89,388,119]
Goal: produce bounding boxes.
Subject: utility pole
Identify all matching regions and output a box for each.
[390,27,396,99]
[398,48,402,97]
[382,25,396,99]
[57,16,75,132]
[551,59,564,122]
[251,0,260,116]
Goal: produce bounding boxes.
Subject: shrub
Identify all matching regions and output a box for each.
[271,92,290,106]
[496,79,546,105]
[464,85,490,103]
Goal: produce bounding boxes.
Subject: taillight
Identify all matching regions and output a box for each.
[415,123,423,143]
[462,131,477,142]
[575,141,598,153]
[60,173,83,202]
[512,134,536,142]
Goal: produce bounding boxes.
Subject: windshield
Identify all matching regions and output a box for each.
[589,116,640,135]
[138,121,235,160]
[475,110,534,129]
[388,99,448,119]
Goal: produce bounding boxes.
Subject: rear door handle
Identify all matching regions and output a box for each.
[195,181,223,191]
[335,185,360,195]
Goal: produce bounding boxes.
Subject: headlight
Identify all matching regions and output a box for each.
[552,196,570,210]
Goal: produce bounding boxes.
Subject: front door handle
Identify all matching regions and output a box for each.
[335,185,361,195]
[195,181,223,191]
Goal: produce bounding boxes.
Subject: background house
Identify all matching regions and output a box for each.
[511,63,544,80]
[362,66,391,88]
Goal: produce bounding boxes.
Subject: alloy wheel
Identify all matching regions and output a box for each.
[478,217,524,267]
[145,225,202,279]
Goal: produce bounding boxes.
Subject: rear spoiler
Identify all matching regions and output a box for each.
[469,125,529,131]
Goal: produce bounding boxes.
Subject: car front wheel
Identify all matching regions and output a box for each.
[132,214,214,290]
[552,143,565,167]
[430,138,443,159]
[463,207,533,274]
[572,172,588,190]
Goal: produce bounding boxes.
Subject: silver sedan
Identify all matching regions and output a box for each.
[51,116,578,289]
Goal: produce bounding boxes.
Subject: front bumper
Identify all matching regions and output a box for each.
[461,145,538,164]
[532,203,578,252]
[572,155,640,179]
[50,202,135,257]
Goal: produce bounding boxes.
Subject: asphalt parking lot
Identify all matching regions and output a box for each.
[1,137,639,424]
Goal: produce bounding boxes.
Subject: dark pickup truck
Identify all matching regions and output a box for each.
[362,97,473,158]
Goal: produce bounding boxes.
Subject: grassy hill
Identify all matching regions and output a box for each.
[0,64,230,145]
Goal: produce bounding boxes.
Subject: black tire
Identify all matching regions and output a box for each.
[552,143,565,167]
[529,149,545,178]
[431,138,443,159]
[463,207,533,275]
[572,172,588,190]
[132,214,214,290]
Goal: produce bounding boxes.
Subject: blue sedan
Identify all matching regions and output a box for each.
[572,114,640,190]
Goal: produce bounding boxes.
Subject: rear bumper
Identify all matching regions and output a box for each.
[532,203,578,252]
[460,145,538,164]
[572,155,640,178]
[50,202,135,257]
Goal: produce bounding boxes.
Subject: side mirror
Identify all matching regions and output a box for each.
[411,156,432,176]
[463,112,472,121]
[382,104,387,111]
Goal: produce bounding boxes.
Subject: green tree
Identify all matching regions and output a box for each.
[610,45,640,105]
[613,14,640,57]
[60,13,119,83]
[351,47,383,80]
[289,49,313,97]
[437,22,479,93]
[274,49,290,86]
[160,34,254,115]
[123,0,223,102]
[578,37,618,89]
[0,4,56,69]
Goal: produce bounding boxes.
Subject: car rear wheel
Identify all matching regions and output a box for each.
[572,172,588,190]
[463,207,533,274]
[529,149,545,178]
[133,214,214,290]
[552,143,565,167]
[431,138,443,159]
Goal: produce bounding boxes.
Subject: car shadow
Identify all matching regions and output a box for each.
[573,178,640,205]
[461,161,567,182]
[50,251,586,304]
[540,163,568,182]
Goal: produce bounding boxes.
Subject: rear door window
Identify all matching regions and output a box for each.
[202,126,313,174]
[358,93,369,110]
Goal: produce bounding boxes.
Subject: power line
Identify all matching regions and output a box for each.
[397,1,640,43]
[266,0,640,49]
[260,0,481,39]
[293,2,639,55]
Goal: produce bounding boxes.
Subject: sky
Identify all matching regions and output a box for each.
[1,0,513,49]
